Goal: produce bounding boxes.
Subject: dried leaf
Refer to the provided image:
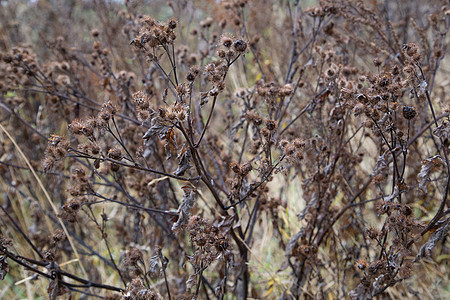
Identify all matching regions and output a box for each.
[414,218,449,262]
[417,155,444,192]
[171,186,196,232]
[433,120,450,140]
[163,128,177,160]
[384,184,400,202]
[371,149,389,177]
[143,117,172,140]
[0,256,9,280]
[186,274,197,290]
[147,255,161,278]
[304,58,314,67]
[286,228,305,257]
[417,80,428,97]
[297,192,318,221]
[215,278,225,297]
[214,214,235,235]
[143,117,178,159]
[162,88,168,103]
[200,92,209,106]
[174,149,192,176]
[329,102,344,121]
[239,180,252,200]
[48,278,69,300]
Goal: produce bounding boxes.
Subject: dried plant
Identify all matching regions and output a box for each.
[0,0,448,299]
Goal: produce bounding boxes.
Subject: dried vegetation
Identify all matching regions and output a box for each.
[0,0,449,299]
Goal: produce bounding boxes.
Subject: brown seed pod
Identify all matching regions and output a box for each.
[402,106,417,120]
[233,39,247,53]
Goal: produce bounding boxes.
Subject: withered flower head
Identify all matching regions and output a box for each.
[265,119,277,131]
[167,18,177,29]
[402,106,417,120]
[68,119,83,135]
[186,66,200,82]
[233,39,247,53]
[279,84,293,96]
[91,29,100,37]
[107,148,123,161]
[200,17,214,28]
[123,247,143,267]
[58,200,81,223]
[220,35,233,48]
[355,258,368,270]
[51,229,66,246]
